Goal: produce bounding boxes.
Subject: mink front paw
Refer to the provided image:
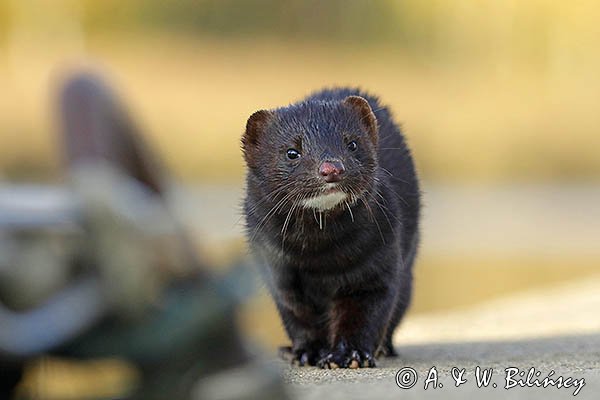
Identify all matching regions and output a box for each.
[317,348,375,369]
[278,346,328,367]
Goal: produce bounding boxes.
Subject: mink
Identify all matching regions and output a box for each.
[241,88,421,369]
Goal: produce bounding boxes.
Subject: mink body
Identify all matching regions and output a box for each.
[242,88,420,368]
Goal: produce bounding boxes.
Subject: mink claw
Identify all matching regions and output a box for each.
[279,345,323,367]
[317,348,376,369]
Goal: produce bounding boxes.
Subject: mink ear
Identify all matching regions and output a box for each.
[242,109,273,168]
[343,96,378,146]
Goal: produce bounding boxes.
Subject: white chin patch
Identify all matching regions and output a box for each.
[302,191,347,211]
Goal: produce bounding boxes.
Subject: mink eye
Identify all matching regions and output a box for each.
[286,148,301,160]
[347,141,358,152]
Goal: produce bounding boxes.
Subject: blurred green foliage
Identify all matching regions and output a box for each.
[76,0,569,64]
[82,0,412,42]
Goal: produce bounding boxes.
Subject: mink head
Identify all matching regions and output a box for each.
[242,96,379,212]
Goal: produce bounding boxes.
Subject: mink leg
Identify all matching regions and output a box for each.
[318,287,394,369]
[274,300,329,366]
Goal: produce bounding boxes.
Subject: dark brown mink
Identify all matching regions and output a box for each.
[241,88,420,369]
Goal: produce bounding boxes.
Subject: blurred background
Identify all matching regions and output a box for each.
[1,0,599,396]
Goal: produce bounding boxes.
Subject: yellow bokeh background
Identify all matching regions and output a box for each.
[3,0,600,345]
[1,0,599,184]
[2,3,599,397]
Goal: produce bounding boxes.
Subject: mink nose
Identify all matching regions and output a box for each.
[319,160,345,183]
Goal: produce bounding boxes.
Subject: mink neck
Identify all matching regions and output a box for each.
[273,186,382,233]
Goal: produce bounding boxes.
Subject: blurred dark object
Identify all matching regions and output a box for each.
[0,72,288,399]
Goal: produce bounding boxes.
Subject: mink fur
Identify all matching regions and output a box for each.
[242,88,420,368]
